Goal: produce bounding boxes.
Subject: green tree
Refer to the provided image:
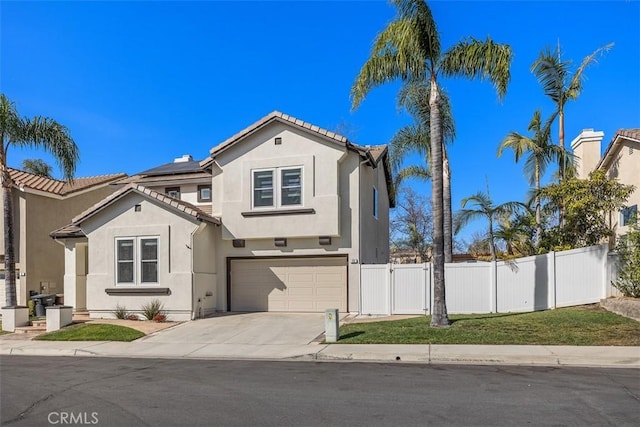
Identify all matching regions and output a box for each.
[390,81,455,262]
[390,187,432,262]
[539,170,634,249]
[22,158,53,178]
[614,219,640,298]
[351,0,512,327]
[0,94,79,306]
[531,42,613,181]
[498,110,570,246]
[456,191,525,261]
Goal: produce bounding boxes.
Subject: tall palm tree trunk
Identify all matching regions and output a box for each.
[443,147,453,263]
[2,169,17,307]
[535,164,542,248]
[429,79,449,327]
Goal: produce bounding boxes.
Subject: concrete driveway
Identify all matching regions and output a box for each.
[141,312,328,345]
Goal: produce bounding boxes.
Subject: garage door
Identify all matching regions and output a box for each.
[230,257,347,312]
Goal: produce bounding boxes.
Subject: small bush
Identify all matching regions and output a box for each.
[113,304,129,320]
[614,219,640,297]
[125,314,140,321]
[152,313,167,323]
[141,299,164,321]
[27,300,35,317]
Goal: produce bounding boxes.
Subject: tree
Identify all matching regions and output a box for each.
[531,42,613,182]
[390,187,433,262]
[351,0,512,327]
[0,94,79,306]
[613,218,640,298]
[539,170,634,250]
[498,110,569,246]
[22,158,53,178]
[456,191,525,261]
[391,81,456,263]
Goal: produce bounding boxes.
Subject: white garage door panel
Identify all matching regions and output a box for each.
[231,258,347,312]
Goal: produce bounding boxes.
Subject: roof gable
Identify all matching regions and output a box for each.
[597,128,640,171]
[71,183,220,226]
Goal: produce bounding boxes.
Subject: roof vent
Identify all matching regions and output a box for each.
[174,154,193,163]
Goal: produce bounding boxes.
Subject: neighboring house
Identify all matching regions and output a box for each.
[0,168,126,306]
[571,128,639,238]
[52,111,394,320]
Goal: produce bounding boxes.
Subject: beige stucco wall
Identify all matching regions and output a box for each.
[192,222,218,317]
[212,122,344,239]
[0,184,117,305]
[359,161,390,264]
[210,124,380,313]
[144,182,211,210]
[603,139,639,236]
[80,193,206,321]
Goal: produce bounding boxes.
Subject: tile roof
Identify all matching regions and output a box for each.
[9,168,126,196]
[597,128,640,171]
[203,110,378,163]
[71,184,220,226]
[49,224,85,239]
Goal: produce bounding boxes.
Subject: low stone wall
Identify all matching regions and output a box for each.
[600,297,640,322]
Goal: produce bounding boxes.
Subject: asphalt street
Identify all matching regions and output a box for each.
[1,356,638,426]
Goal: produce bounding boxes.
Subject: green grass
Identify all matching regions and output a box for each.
[35,323,144,342]
[338,306,640,346]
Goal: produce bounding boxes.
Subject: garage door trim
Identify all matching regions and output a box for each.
[226,255,349,312]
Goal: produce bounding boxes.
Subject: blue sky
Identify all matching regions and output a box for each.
[2,1,639,243]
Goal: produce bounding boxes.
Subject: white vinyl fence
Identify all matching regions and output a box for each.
[360,244,612,315]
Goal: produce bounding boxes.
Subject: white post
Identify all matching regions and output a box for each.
[46,305,73,332]
[548,251,557,309]
[63,240,78,311]
[490,261,498,313]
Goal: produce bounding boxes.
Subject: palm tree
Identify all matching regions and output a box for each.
[456,191,525,262]
[531,42,613,181]
[0,94,79,306]
[498,110,570,246]
[22,159,53,178]
[351,0,512,327]
[391,81,456,263]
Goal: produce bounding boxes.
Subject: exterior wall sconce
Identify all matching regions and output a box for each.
[232,239,245,248]
[274,237,287,247]
[275,137,282,145]
[319,236,331,245]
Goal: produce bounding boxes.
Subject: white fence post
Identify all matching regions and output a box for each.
[490,261,498,313]
[548,251,557,309]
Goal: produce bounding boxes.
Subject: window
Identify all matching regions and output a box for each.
[165,187,181,199]
[373,187,379,219]
[252,167,302,209]
[116,237,159,285]
[621,205,638,226]
[281,168,302,206]
[198,185,211,202]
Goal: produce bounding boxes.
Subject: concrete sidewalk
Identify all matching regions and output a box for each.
[1,339,638,368]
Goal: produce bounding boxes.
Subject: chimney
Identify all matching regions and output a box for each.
[570,129,604,179]
[174,154,193,163]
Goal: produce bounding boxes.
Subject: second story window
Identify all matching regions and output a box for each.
[165,187,181,199]
[373,187,379,219]
[621,205,638,226]
[198,185,212,202]
[252,167,303,209]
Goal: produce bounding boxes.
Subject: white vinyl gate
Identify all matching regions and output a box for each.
[360,244,610,315]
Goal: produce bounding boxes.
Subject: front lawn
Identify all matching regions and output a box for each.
[338,306,640,346]
[35,323,144,342]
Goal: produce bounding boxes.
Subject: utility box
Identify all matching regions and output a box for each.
[325,308,339,343]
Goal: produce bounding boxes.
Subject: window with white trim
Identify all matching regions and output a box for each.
[115,237,159,285]
[621,205,637,226]
[373,186,379,219]
[252,167,302,209]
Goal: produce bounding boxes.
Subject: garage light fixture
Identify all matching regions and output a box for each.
[319,236,331,245]
[274,237,287,247]
[232,239,245,248]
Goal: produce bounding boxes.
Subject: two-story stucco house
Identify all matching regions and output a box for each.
[53,111,393,320]
[0,169,126,306]
[571,128,639,238]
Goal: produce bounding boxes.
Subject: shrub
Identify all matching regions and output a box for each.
[113,304,129,320]
[125,314,140,321]
[27,300,35,317]
[141,299,164,321]
[152,313,167,323]
[614,219,640,297]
